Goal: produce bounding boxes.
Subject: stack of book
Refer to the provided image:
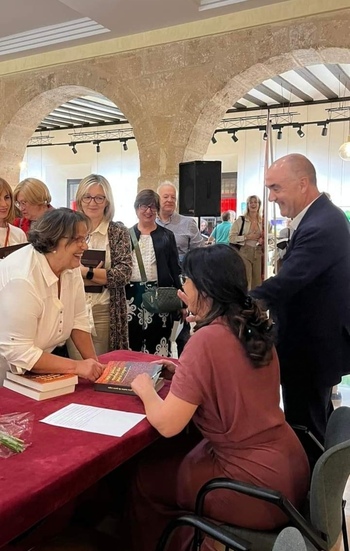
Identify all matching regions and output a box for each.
[95,361,164,395]
[3,372,78,400]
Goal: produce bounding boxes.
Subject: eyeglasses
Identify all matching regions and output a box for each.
[138,204,158,213]
[63,234,91,245]
[81,195,106,205]
[179,274,188,286]
[15,200,29,209]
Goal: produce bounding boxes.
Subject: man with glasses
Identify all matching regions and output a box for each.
[156,181,205,355]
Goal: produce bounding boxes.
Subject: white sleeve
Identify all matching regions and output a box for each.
[0,279,43,372]
[71,271,91,333]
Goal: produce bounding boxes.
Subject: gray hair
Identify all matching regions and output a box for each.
[28,208,90,254]
[75,174,115,222]
[157,181,178,199]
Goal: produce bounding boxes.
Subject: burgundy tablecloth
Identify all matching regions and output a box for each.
[0,350,169,548]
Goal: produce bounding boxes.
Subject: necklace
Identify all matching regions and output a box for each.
[0,224,10,248]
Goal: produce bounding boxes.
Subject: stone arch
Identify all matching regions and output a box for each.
[0,62,159,186]
[183,47,350,164]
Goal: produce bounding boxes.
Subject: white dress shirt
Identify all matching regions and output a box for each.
[0,245,90,376]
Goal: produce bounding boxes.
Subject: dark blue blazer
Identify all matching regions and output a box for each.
[252,194,350,387]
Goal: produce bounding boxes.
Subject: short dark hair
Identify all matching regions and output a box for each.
[28,208,90,254]
[134,189,160,212]
[182,245,274,367]
[221,211,231,222]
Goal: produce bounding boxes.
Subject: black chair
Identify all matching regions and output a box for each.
[193,406,350,551]
[156,520,307,551]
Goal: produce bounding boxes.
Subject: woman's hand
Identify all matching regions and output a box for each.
[131,373,156,399]
[75,359,105,381]
[151,359,176,380]
[177,289,198,323]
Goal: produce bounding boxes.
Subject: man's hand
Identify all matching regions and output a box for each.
[75,359,105,381]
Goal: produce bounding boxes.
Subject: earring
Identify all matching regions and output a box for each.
[53,250,57,254]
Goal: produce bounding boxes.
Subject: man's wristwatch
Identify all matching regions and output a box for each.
[86,266,94,280]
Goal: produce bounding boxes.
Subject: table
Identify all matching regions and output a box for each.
[0,350,169,549]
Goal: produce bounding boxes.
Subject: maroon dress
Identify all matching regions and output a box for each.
[128,319,310,551]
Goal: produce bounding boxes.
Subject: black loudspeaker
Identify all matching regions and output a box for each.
[179,160,221,217]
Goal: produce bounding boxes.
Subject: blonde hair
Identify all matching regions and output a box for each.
[75,174,114,222]
[14,178,51,206]
[0,177,15,223]
[244,195,262,220]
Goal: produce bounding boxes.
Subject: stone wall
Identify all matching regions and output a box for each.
[0,8,349,189]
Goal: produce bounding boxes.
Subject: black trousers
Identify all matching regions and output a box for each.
[282,381,334,468]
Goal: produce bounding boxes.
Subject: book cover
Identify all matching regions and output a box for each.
[0,242,29,259]
[81,249,106,293]
[3,379,76,401]
[95,377,164,396]
[94,361,163,395]
[6,371,78,391]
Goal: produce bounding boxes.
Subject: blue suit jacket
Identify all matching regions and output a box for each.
[252,194,350,386]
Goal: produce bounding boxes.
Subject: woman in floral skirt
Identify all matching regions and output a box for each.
[126,189,182,356]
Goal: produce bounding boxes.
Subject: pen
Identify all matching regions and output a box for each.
[151,368,162,380]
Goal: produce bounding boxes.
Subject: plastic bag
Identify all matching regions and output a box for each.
[0,412,34,458]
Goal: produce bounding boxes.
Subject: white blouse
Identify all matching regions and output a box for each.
[131,234,158,282]
[0,224,27,247]
[0,245,90,379]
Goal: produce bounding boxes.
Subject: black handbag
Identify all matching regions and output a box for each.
[230,216,245,250]
[129,228,182,314]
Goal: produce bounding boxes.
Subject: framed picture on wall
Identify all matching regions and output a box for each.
[67,179,81,210]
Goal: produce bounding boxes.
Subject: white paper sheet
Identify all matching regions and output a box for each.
[40,403,146,437]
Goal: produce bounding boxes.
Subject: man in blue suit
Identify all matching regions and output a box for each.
[252,154,350,448]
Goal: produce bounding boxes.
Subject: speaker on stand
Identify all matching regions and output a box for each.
[179,160,222,217]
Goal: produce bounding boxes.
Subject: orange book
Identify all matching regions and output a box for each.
[6,371,78,391]
[94,361,163,395]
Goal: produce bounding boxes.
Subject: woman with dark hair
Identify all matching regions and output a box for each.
[127,245,310,551]
[126,189,181,356]
[0,208,104,385]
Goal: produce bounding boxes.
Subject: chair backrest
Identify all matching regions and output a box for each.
[324,406,350,450]
[272,527,307,551]
[309,406,350,548]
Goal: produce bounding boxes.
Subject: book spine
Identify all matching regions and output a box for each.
[94,383,135,395]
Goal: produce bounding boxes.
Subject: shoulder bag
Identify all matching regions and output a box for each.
[231,216,245,250]
[129,228,182,314]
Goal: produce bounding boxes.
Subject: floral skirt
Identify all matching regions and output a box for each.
[125,281,172,357]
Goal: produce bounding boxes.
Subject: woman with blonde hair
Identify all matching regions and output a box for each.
[0,178,27,247]
[13,178,53,235]
[70,174,132,356]
[229,195,263,290]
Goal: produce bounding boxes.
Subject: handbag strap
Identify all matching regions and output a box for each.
[238,216,245,236]
[129,227,147,282]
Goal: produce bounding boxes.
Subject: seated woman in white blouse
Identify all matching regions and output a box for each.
[0,208,104,385]
[0,177,27,247]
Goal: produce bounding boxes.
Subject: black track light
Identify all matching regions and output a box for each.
[321,125,328,137]
[263,131,268,141]
[231,132,238,143]
[70,142,77,154]
[297,126,305,138]
[122,140,128,151]
[93,141,101,153]
[211,135,217,144]
[277,129,282,140]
